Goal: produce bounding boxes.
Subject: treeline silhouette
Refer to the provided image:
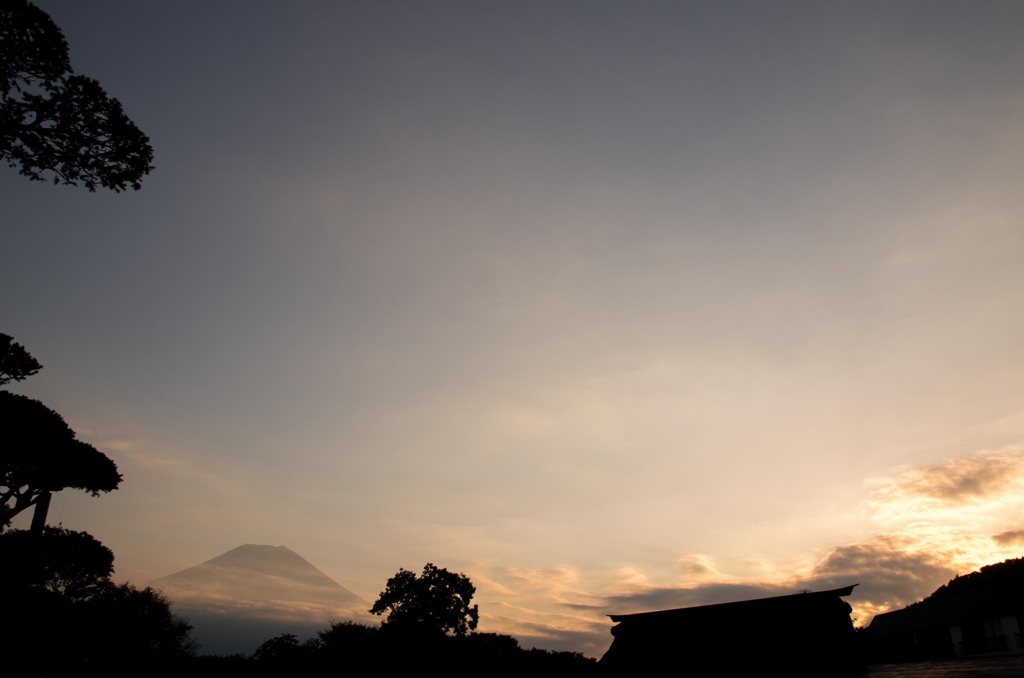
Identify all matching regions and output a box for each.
[918,557,1024,605]
[861,556,1024,664]
[193,622,597,677]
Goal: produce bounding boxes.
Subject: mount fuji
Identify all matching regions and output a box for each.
[152,544,373,655]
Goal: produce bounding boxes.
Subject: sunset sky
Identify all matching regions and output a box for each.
[5,0,1024,656]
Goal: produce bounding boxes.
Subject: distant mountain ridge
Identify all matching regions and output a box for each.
[152,544,373,655]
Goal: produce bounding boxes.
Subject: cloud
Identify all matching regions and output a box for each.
[871,448,1024,508]
[477,597,611,656]
[591,537,958,629]
[676,553,721,580]
[469,562,616,655]
[513,625,611,657]
[799,536,959,621]
[115,443,244,499]
[601,582,791,615]
[90,437,139,453]
[992,529,1024,546]
[476,564,603,610]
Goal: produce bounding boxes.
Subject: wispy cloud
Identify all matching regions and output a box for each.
[116,443,245,499]
[992,528,1024,547]
[870,447,1024,510]
[862,446,1024,566]
[799,537,960,621]
[470,562,622,655]
[676,553,724,580]
[601,582,792,614]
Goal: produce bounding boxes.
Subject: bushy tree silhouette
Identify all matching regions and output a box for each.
[370,563,479,636]
[0,390,121,529]
[77,582,196,660]
[0,334,121,530]
[0,526,113,599]
[0,334,42,386]
[0,0,153,191]
[316,620,380,671]
[253,633,315,663]
[2,552,195,676]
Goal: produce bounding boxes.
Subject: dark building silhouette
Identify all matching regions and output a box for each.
[599,585,860,676]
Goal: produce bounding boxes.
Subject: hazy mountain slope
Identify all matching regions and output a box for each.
[152,544,373,655]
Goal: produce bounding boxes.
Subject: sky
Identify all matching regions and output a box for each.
[4,0,1024,657]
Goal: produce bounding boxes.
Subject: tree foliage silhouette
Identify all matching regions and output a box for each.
[0,335,121,530]
[6,581,197,675]
[0,526,113,599]
[0,333,42,386]
[370,563,479,636]
[81,582,196,660]
[0,0,153,191]
[253,633,321,665]
[2,535,195,675]
[0,390,121,529]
